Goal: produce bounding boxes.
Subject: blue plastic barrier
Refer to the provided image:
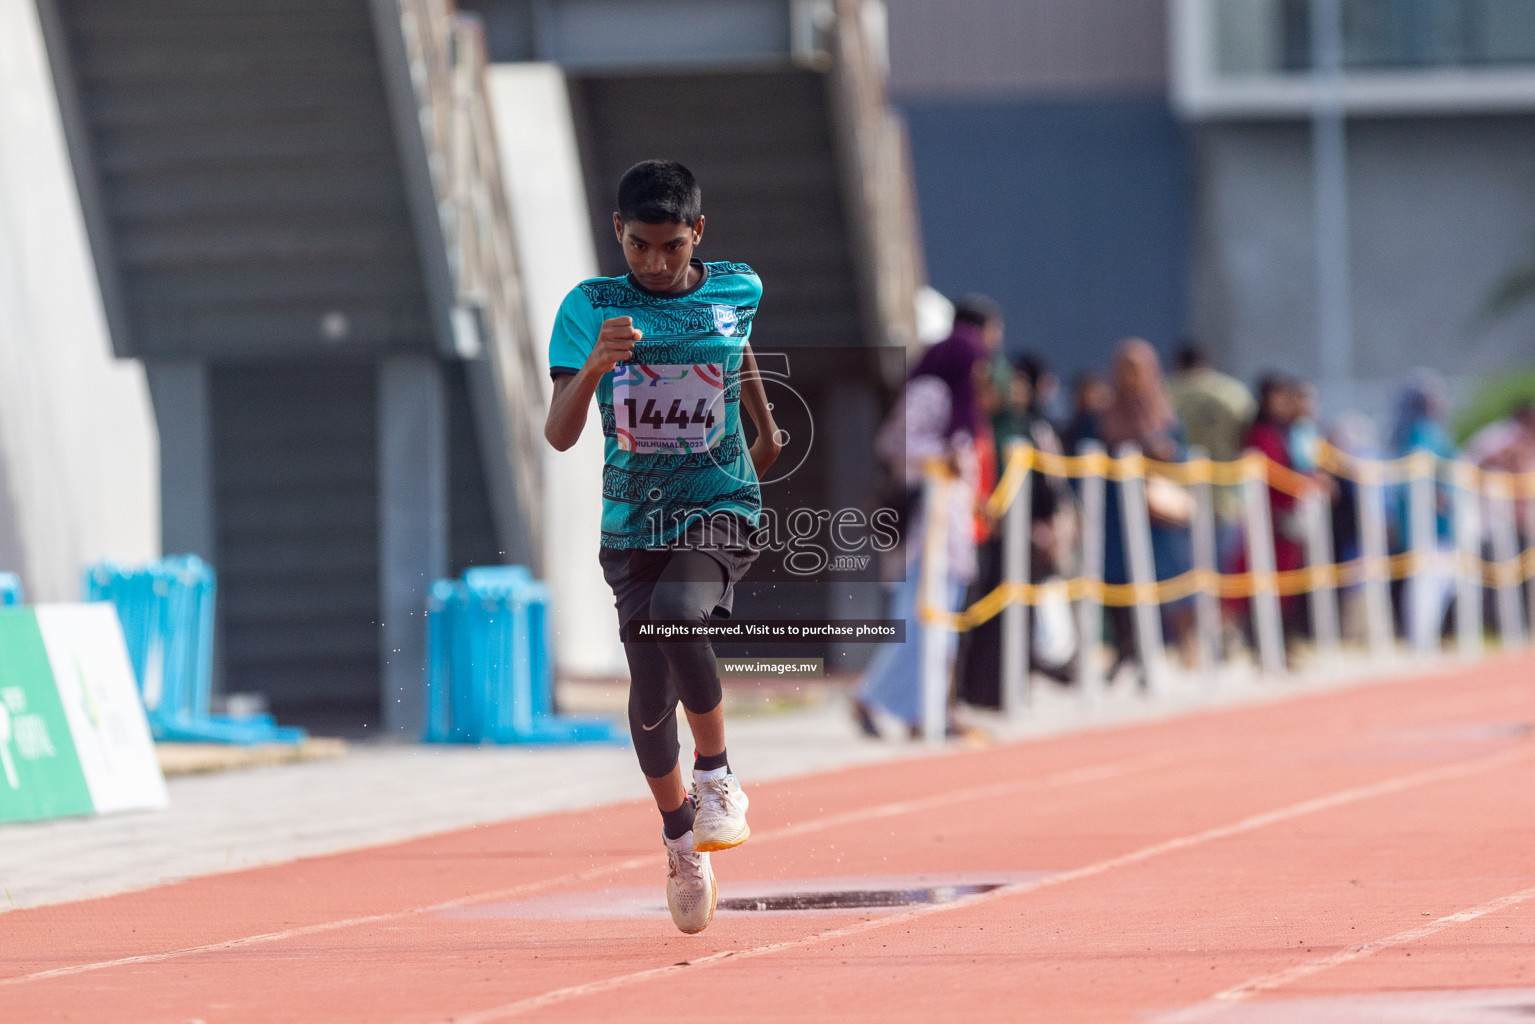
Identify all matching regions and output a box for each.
[425,566,623,745]
[83,557,305,745]
[0,572,21,607]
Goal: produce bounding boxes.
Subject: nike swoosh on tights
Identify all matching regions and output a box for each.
[640,708,676,732]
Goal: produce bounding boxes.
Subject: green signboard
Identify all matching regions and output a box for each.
[0,606,166,825]
[0,610,93,822]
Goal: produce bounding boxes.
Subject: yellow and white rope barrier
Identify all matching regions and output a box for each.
[920,443,1535,630]
[907,437,1535,736]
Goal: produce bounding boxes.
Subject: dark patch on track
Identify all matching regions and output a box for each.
[718,883,1004,912]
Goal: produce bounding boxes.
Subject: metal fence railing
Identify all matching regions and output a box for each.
[387,0,545,561]
[823,0,922,352]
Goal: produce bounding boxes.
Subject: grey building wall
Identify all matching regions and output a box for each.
[888,0,1192,378]
[902,96,1191,376]
[1189,115,1535,420]
[886,0,1168,99]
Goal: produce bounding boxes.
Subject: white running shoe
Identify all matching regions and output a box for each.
[664,830,716,934]
[691,770,750,852]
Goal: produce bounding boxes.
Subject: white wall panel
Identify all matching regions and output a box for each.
[0,0,158,600]
[488,63,624,678]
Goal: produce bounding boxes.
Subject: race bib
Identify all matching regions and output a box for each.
[612,363,727,454]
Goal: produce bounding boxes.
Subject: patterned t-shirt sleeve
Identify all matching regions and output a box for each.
[548,286,600,379]
[737,269,763,342]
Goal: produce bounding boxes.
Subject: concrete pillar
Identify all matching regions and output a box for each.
[145,361,216,564]
[378,355,448,739]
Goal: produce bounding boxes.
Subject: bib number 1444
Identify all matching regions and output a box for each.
[612,363,726,454]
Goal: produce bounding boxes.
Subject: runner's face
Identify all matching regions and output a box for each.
[613,215,705,294]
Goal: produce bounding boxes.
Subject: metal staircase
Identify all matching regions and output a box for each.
[566,1,918,352]
[561,0,922,646]
[37,0,543,732]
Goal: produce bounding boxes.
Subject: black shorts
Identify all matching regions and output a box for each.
[598,514,760,632]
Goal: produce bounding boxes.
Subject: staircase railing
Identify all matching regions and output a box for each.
[824,0,923,353]
[381,0,546,566]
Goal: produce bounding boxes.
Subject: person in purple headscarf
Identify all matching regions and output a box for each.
[909,295,998,439]
[855,296,1000,740]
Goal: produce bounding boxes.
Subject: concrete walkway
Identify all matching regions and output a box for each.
[0,647,1456,912]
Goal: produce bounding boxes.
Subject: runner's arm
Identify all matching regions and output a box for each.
[740,344,782,477]
[545,316,641,450]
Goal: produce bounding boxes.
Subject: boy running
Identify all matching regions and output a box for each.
[544,160,781,934]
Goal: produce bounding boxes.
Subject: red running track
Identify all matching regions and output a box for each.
[4,658,1535,1023]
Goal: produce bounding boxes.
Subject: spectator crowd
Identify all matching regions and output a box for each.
[854,295,1535,740]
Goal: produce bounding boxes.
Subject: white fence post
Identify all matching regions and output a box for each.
[1117,443,1168,694]
[1187,446,1222,682]
[1243,451,1286,675]
[1356,464,1394,657]
[1449,461,1483,660]
[1302,488,1341,659]
[1523,486,1535,639]
[1001,442,1032,716]
[1076,441,1107,706]
[1487,473,1526,650]
[919,467,951,746]
[1407,453,1440,656]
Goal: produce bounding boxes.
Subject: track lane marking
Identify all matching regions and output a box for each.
[430,745,1532,1023]
[6,657,1524,992]
[1160,882,1535,1021]
[0,753,1164,988]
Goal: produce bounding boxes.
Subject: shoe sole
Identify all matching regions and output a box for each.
[692,823,751,853]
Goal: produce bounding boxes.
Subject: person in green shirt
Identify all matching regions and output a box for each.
[1168,342,1255,566]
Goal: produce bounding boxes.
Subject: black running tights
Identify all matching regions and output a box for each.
[622,550,727,778]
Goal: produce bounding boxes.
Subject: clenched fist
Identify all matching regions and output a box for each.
[586,316,643,374]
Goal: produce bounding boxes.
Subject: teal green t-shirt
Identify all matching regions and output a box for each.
[549,260,763,549]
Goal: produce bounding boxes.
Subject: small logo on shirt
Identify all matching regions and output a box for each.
[712,304,739,337]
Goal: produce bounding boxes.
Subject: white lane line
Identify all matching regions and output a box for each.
[1159,883,1535,1022]
[0,753,1162,988]
[0,857,654,988]
[431,746,1532,1023]
[761,754,1171,842]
